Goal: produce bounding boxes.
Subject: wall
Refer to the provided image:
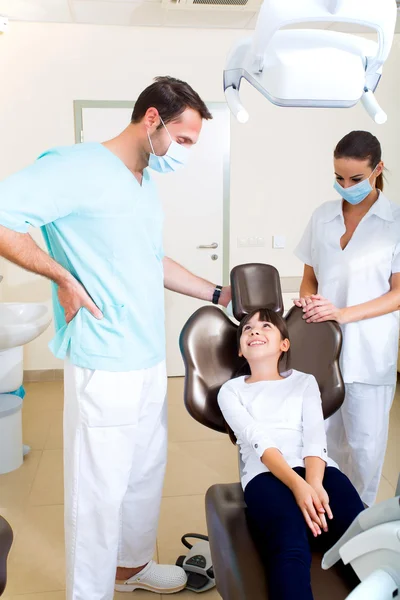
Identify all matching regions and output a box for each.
[0,22,399,370]
[229,42,400,273]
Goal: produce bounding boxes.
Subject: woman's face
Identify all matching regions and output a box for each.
[334,157,383,190]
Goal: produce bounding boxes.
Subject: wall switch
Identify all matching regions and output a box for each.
[273,235,286,249]
[237,236,265,248]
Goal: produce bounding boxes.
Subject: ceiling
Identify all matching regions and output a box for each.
[0,0,399,31]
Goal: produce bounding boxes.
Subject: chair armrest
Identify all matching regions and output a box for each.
[205,483,268,600]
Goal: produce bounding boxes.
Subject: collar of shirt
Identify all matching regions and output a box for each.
[321,192,395,224]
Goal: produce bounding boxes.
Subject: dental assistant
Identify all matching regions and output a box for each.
[0,76,231,600]
[294,130,400,507]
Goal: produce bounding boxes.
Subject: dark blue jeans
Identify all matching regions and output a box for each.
[244,467,364,600]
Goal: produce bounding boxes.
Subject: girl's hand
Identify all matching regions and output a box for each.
[307,481,333,532]
[302,295,346,324]
[293,296,313,310]
[291,478,326,537]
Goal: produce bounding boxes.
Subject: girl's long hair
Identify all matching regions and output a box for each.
[224,308,291,445]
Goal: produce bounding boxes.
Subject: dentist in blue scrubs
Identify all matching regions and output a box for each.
[0,76,231,600]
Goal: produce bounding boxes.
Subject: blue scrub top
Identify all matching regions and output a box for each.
[0,143,166,371]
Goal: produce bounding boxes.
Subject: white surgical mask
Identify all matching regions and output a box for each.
[333,166,378,205]
[147,118,189,174]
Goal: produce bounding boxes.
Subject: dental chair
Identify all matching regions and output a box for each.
[180,263,352,599]
[0,516,13,596]
[224,0,397,124]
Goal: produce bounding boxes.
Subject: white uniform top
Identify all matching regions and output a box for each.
[295,192,400,386]
[218,370,337,490]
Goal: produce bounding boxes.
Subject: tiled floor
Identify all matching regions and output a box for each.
[0,378,399,599]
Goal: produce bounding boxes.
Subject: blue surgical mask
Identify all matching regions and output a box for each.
[333,167,378,205]
[147,118,189,174]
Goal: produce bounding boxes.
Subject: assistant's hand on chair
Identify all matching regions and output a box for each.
[301,295,346,324]
[293,296,313,310]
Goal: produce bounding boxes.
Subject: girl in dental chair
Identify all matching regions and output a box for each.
[218,308,364,600]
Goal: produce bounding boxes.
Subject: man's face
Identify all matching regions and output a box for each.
[148,108,203,157]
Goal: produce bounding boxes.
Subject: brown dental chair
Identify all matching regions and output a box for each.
[0,516,13,596]
[179,263,353,600]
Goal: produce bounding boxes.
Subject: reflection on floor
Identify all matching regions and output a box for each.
[0,378,399,599]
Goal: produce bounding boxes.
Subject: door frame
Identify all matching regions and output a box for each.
[73,99,231,286]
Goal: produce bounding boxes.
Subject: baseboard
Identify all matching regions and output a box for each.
[23,369,64,383]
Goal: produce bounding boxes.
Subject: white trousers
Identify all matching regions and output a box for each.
[325,382,395,507]
[63,359,168,600]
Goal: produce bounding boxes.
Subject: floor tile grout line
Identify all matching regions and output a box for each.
[381,473,396,491]
[7,588,66,597]
[25,449,45,507]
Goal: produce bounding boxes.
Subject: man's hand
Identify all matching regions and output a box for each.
[302,295,347,324]
[218,286,231,308]
[58,277,103,324]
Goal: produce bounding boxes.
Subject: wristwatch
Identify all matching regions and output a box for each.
[212,285,223,305]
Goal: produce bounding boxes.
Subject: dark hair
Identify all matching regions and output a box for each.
[131,76,212,125]
[224,308,291,445]
[236,308,291,375]
[334,130,384,191]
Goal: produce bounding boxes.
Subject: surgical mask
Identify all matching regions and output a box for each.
[333,166,378,205]
[147,118,189,174]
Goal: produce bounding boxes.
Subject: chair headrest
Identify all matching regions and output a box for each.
[231,263,284,321]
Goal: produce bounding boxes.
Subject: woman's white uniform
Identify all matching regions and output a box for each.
[295,192,400,506]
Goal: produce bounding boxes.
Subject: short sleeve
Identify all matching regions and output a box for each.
[294,215,313,267]
[0,150,80,233]
[392,242,400,274]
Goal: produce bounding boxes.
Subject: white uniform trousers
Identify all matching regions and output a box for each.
[63,358,168,600]
[325,382,395,507]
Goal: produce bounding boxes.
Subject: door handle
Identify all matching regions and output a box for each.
[197,242,218,249]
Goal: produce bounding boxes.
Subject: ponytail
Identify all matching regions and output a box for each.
[376,172,384,192]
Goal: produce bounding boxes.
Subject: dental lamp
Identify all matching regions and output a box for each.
[224,0,397,124]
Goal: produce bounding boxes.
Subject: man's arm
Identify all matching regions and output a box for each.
[0,226,68,284]
[0,155,103,322]
[163,256,231,307]
[0,226,102,322]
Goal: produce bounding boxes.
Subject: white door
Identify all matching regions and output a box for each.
[81,103,229,376]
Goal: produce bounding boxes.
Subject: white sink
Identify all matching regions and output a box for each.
[0,303,52,351]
